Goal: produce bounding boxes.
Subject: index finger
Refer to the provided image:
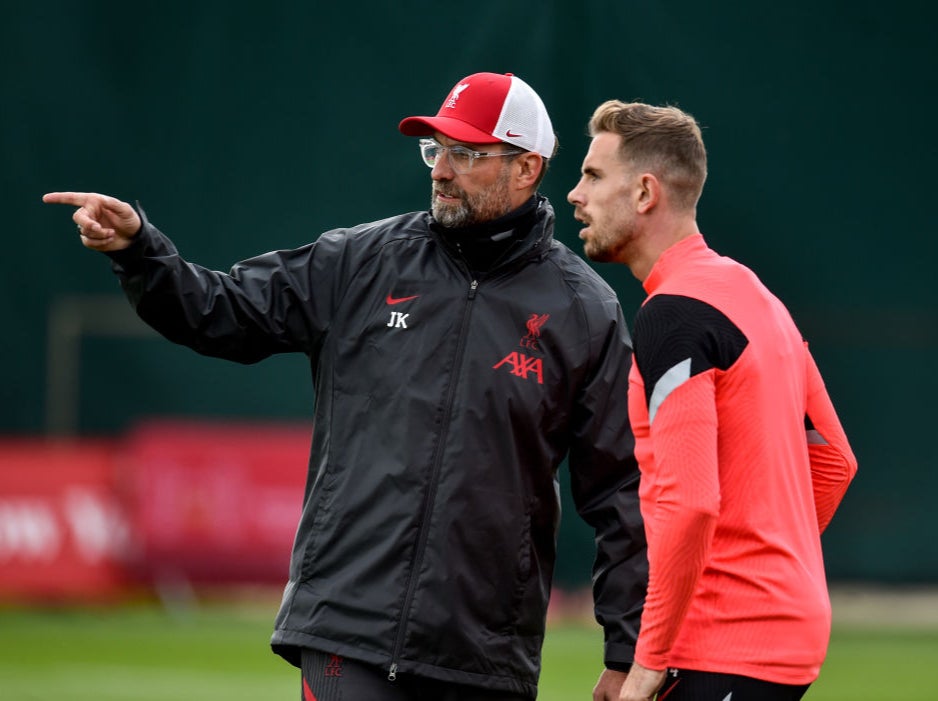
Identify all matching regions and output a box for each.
[43,192,129,217]
[42,191,93,207]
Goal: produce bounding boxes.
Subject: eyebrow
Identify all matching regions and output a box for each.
[435,136,482,150]
[436,135,517,152]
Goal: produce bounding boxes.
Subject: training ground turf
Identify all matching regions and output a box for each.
[1,592,937,700]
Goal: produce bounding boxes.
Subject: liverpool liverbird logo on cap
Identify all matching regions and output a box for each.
[446,83,470,109]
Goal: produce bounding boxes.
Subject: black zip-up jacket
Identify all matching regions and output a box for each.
[108,195,646,697]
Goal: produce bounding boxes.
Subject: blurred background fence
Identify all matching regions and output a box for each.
[2,1,936,601]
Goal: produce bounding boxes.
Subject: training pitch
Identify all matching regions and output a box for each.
[1,598,936,700]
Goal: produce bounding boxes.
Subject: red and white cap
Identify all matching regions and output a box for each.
[399,72,556,159]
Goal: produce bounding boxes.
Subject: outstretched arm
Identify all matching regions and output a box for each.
[43,191,324,362]
[42,191,141,252]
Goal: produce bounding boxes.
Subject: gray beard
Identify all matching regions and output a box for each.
[432,199,471,228]
[431,165,513,228]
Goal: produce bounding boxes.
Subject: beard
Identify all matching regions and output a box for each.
[582,231,620,262]
[431,167,513,228]
[583,222,639,264]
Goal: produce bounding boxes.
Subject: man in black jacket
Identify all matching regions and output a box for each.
[44,72,645,701]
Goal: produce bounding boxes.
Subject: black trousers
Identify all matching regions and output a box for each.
[300,648,532,701]
[657,668,811,701]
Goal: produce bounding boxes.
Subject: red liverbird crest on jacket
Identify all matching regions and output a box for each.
[521,313,549,351]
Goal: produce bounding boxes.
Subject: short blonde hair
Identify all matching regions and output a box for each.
[589,100,707,211]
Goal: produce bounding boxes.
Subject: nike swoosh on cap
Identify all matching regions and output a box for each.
[386,293,420,305]
[506,130,524,137]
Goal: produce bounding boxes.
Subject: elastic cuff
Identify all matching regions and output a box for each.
[605,660,632,674]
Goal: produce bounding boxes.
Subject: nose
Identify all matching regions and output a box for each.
[567,181,583,206]
[431,151,455,180]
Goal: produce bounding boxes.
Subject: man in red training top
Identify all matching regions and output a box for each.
[569,101,857,701]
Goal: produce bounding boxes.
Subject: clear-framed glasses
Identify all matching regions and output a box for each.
[418,138,525,174]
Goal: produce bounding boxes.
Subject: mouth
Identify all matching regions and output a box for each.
[434,188,461,204]
[573,211,591,237]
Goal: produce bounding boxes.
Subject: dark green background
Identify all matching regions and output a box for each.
[4,2,935,585]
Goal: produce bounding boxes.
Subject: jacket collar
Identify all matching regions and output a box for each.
[431,194,554,274]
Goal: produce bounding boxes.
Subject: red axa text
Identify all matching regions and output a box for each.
[493,352,544,384]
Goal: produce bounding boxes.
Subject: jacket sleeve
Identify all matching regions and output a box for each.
[567,295,647,670]
[803,343,858,532]
[106,205,346,364]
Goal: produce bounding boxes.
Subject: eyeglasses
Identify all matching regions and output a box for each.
[418,138,525,174]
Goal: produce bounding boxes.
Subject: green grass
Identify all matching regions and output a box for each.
[0,604,295,701]
[1,603,936,700]
[538,624,938,701]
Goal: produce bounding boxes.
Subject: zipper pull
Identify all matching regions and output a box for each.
[469,279,478,299]
[388,663,398,682]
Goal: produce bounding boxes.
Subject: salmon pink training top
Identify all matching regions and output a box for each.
[628,233,857,685]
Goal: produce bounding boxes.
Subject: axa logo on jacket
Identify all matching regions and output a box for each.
[492,312,550,384]
[493,352,544,384]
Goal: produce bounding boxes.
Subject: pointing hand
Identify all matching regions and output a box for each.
[43,191,141,252]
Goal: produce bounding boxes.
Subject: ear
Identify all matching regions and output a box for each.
[513,152,544,190]
[636,173,661,214]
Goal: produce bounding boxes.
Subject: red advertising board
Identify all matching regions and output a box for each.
[0,439,131,601]
[121,420,311,585]
[0,421,311,603]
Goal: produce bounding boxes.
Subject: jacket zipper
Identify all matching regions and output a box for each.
[388,277,479,681]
